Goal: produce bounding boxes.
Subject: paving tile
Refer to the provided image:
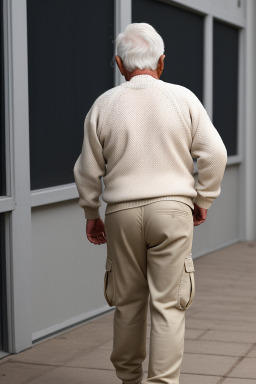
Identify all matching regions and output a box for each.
[66,347,114,370]
[180,373,221,384]
[97,338,151,356]
[185,317,216,330]
[223,379,256,384]
[185,328,206,339]
[9,338,98,366]
[200,329,256,344]
[181,353,238,376]
[228,357,256,379]
[95,336,251,359]
[10,322,114,366]
[202,304,256,316]
[216,298,255,307]
[211,320,256,333]
[66,346,150,372]
[26,366,120,384]
[183,306,200,316]
[24,368,221,384]
[184,339,252,357]
[98,339,113,350]
[0,362,55,384]
[190,311,256,323]
[247,345,256,357]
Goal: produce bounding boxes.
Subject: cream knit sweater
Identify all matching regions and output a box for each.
[73,75,227,219]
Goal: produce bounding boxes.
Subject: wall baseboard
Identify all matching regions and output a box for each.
[193,238,240,260]
[32,305,114,344]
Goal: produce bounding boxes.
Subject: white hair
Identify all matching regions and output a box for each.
[116,23,165,72]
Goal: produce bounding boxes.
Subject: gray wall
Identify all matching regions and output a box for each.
[31,200,108,341]
[192,165,239,257]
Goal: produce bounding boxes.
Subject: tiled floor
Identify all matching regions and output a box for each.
[0,241,256,383]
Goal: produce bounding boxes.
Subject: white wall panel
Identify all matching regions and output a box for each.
[192,165,239,258]
[31,199,108,341]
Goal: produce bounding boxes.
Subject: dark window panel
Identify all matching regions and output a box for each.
[132,0,204,102]
[213,20,239,156]
[0,0,6,196]
[27,0,114,190]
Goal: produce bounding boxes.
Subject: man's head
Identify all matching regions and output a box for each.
[115,23,165,80]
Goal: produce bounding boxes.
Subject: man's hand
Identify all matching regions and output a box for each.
[193,203,208,226]
[86,218,107,245]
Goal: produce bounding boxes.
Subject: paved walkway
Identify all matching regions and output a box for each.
[0,241,256,384]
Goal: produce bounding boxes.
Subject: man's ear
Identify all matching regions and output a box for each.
[115,55,125,76]
[157,54,165,78]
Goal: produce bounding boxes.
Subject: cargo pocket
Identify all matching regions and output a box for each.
[176,253,195,310]
[104,257,116,307]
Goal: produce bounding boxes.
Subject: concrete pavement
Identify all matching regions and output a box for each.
[0,241,256,383]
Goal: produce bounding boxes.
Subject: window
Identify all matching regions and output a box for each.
[213,20,239,156]
[27,0,114,190]
[0,0,6,196]
[132,0,204,102]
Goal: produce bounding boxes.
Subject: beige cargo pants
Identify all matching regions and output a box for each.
[103,200,195,384]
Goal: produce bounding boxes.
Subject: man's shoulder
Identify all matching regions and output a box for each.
[86,84,123,122]
[158,80,198,100]
[91,84,123,109]
[156,80,203,114]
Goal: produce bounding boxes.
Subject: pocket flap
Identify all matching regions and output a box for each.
[185,254,195,273]
[105,257,112,272]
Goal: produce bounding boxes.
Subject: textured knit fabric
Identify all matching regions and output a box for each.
[73,74,227,219]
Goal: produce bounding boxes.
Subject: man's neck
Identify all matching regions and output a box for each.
[125,68,159,81]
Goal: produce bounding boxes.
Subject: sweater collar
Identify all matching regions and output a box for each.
[128,74,159,83]
[122,74,159,89]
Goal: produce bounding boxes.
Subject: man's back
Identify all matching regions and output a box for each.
[74,74,227,215]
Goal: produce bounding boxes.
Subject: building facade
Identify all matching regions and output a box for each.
[0,0,255,356]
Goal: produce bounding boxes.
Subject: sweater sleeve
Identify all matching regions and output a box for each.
[190,95,228,210]
[73,114,106,219]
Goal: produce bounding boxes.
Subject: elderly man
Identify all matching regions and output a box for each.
[73,23,227,384]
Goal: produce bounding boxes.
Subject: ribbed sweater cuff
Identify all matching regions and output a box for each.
[83,207,100,219]
[194,195,213,210]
